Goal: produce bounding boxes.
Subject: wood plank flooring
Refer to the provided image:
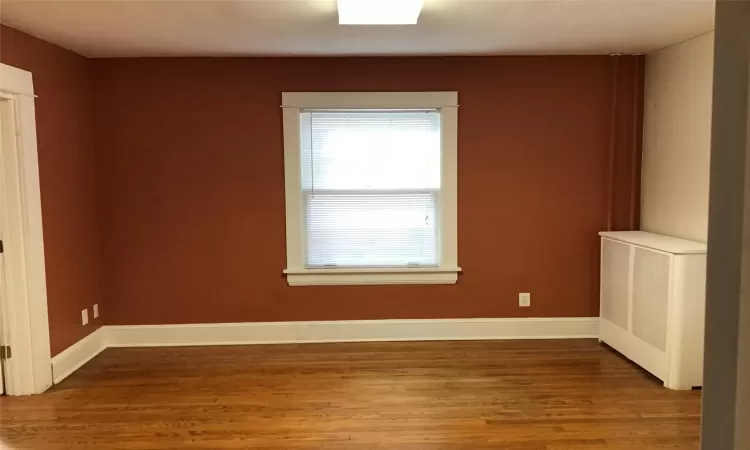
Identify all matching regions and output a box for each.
[0,340,701,449]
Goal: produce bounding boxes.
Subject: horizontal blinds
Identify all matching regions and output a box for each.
[301,110,441,268]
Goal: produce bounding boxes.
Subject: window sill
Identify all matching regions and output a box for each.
[283,267,461,286]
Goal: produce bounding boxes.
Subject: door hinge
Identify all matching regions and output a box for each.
[0,345,11,360]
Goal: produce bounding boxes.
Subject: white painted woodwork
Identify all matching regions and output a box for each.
[599,231,707,390]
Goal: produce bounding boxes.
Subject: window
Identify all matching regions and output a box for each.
[282,92,459,286]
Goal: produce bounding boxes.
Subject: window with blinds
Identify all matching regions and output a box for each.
[300,110,442,268]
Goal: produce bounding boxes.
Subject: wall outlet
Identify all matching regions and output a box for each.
[93,304,99,319]
[81,308,89,326]
[519,293,531,307]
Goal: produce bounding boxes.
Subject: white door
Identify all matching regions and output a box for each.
[0,238,5,395]
[0,278,4,394]
[0,107,6,395]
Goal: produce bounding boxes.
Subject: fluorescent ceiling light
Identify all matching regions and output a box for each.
[337,0,424,25]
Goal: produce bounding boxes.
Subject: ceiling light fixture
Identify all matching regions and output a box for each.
[337,0,424,25]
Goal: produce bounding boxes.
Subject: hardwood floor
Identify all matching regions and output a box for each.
[0,340,701,449]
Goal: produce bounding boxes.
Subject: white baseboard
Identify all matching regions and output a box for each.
[107,317,599,348]
[50,318,598,383]
[50,327,107,384]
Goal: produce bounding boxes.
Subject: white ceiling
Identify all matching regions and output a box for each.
[0,0,715,58]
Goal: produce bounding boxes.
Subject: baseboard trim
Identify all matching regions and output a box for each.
[50,318,598,383]
[50,327,107,384]
[107,317,599,348]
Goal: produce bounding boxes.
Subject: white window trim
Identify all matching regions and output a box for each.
[281,92,460,286]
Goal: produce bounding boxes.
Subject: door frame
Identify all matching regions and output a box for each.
[0,63,53,395]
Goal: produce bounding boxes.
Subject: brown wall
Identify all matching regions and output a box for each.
[0,26,102,356]
[93,56,643,325]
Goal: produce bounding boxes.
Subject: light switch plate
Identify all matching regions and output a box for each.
[519,293,531,307]
[93,304,99,319]
[81,308,89,326]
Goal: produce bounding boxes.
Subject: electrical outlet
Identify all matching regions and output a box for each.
[81,308,89,326]
[519,293,531,307]
[93,304,99,319]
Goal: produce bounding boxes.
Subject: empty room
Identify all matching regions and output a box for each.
[0,0,748,448]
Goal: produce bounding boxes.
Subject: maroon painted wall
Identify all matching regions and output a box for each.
[93,56,643,325]
[0,26,102,356]
[0,22,644,343]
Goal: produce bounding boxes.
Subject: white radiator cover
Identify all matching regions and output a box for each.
[599,231,707,390]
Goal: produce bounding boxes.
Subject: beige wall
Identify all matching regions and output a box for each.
[641,32,714,242]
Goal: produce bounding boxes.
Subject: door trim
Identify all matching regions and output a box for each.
[0,63,53,395]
